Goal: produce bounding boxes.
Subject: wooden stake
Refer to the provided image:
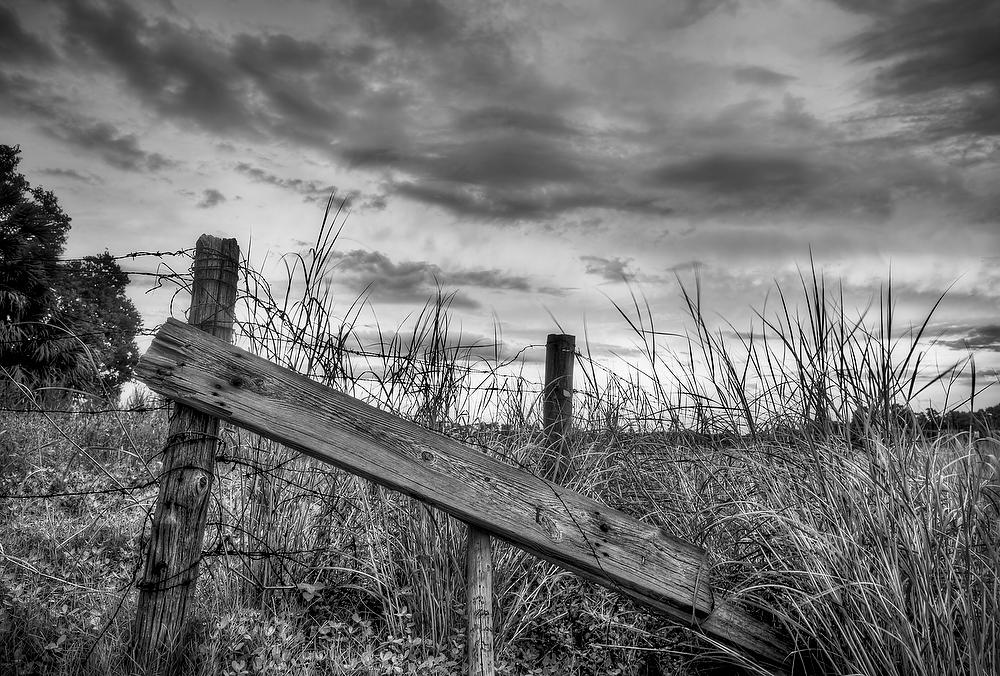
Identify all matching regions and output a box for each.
[132,235,239,675]
[466,527,494,676]
[541,333,575,483]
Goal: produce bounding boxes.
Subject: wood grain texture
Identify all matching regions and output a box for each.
[132,236,240,675]
[466,527,494,676]
[137,318,794,670]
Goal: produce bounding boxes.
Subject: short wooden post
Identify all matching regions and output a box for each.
[466,527,494,676]
[541,333,575,483]
[132,235,239,675]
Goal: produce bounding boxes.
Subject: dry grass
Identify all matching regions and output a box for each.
[2,211,997,675]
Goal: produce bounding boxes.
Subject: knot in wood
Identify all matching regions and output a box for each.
[534,507,564,543]
[421,450,434,462]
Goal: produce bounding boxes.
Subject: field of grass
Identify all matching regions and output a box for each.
[2,219,998,675]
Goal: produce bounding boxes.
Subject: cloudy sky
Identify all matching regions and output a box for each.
[2,0,998,408]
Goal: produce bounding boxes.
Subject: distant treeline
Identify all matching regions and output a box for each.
[917,403,1000,434]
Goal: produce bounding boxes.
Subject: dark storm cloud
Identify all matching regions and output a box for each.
[453,107,580,137]
[61,0,252,133]
[55,1,365,144]
[648,152,867,215]
[235,163,338,202]
[0,5,56,64]
[231,33,328,72]
[415,137,586,188]
[841,0,1000,139]
[653,153,822,194]
[394,181,672,221]
[12,0,977,226]
[23,0,668,222]
[940,325,1000,352]
[732,66,796,88]
[46,121,174,172]
[613,0,740,31]
[230,33,353,135]
[333,249,533,292]
[580,256,636,283]
[329,248,547,307]
[650,94,958,220]
[344,129,665,220]
[197,189,226,209]
[340,0,462,45]
[643,141,973,219]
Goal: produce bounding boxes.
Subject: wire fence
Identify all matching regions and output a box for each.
[6,241,1000,674]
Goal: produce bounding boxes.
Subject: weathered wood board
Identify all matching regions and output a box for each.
[137,317,794,669]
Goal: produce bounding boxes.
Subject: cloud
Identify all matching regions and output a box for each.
[647,151,869,216]
[732,65,796,87]
[62,0,254,134]
[197,188,226,208]
[644,131,973,220]
[453,107,580,137]
[0,5,56,65]
[340,0,463,46]
[394,180,673,221]
[827,0,904,13]
[0,71,71,119]
[15,0,987,229]
[15,1,697,222]
[0,67,174,174]
[940,325,1000,352]
[47,0,629,221]
[38,167,102,184]
[581,255,636,283]
[45,120,174,172]
[653,152,823,194]
[236,162,338,202]
[329,248,542,307]
[841,0,1000,139]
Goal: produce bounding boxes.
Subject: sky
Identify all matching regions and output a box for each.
[2,0,999,410]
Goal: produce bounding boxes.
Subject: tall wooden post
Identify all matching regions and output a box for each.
[132,235,239,675]
[541,333,575,483]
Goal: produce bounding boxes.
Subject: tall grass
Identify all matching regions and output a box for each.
[2,208,997,674]
[594,263,999,674]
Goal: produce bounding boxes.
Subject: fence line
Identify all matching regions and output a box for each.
[116,233,797,676]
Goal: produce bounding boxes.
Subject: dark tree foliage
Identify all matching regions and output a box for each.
[0,145,141,406]
[0,145,72,401]
[52,252,142,399]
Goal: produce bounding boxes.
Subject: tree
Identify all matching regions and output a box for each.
[0,144,141,405]
[54,252,142,398]
[1,144,71,401]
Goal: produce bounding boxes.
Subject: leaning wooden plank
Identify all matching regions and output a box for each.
[137,318,795,669]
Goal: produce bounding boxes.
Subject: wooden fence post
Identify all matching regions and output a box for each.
[132,235,239,675]
[541,333,575,483]
[466,527,494,676]
[466,333,576,672]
